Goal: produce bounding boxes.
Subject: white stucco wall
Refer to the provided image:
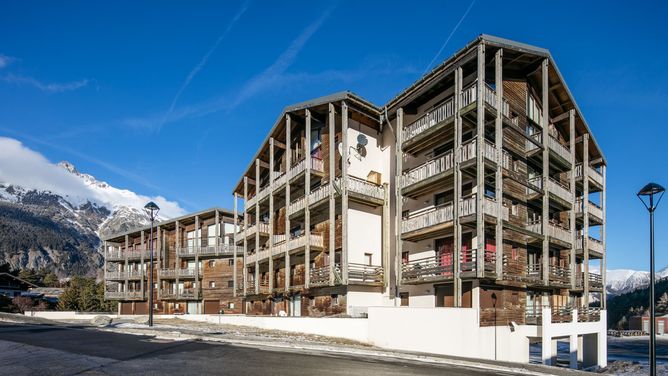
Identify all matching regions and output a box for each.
[347,203,382,265]
[346,121,390,184]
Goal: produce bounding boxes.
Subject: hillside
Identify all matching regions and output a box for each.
[606,277,668,329]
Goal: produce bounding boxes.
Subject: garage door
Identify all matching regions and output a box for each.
[134,302,148,315]
[203,300,219,314]
[120,302,133,315]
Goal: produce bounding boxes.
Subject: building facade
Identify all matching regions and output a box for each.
[103,208,242,315]
[231,94,394,317]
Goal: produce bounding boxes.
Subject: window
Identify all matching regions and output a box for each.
[434,191,449,206]
[364,253,372,266]
[511,246,519,261]
[511,201,519,216]
[209,281,216,288]
[402,251,409,265]
[228,302,235,309]
[227,280,234,288]
[208,224,218,246]
[331,294,338,305]
[229,259,234,266]
[208,260,216,268]
[400,292,409,307]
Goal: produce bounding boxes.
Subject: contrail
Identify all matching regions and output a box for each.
[161,0,251,129]
[422,0,476,76]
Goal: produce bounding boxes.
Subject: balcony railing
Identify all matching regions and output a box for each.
[482,196,509,220]
[548,134,571,162]
[460,139,476,163]
[308,183,331,207]
[547,221,572,244]
[574,163,604,186]
[589,272,603,289]
[578,235,604,254]
[401,203,454,234]
[548,177,573,203]
[105,270,126,280]
[105,291,144,300]
[179,288,200,299]
[158,268,197,279]
[288,195,306,216]
[548,265,571,285]
[526,263,542,281]
[272,170,287,188]
[347,176,385,202]
[288,233,324,251]
[288,158,306,180]
[483,140,498,163]
[402,96,456,143]
[459,248,478,275]
[401,255,454,282]
[575,198,604,221]
[105,250,124,261]
[526,131,542,153]
[348,263,383,284]
[309,263,341,287]
[401,151,455,190]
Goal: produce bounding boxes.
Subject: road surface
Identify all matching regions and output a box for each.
[0,322,519,375]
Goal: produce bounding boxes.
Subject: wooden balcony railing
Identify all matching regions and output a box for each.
[548,265,571,285]
[548,134,571,162]
[547,221,572,244]
[574,163,604,186]
[402,96,456,143]
[348,263,383,284]
[308,183,331,207]
[288,233,324,251]
[347,176,385,202]
[548,177,573,203]
[401,203,454,234]
[401,255,454,282]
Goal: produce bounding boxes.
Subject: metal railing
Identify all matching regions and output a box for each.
[401,255,454,282]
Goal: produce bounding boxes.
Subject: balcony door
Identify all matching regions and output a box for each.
[435,238,453,276]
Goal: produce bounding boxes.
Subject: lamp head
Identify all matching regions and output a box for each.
[638,183,665,211]
[144,201,160,220]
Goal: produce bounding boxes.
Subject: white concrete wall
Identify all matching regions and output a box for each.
[367,307,532,363]
[346,121,390,184]
[183,314,369,343]
[347,203,382,265]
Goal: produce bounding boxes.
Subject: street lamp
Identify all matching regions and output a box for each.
[144,201,160,327]
[637,182,665,376]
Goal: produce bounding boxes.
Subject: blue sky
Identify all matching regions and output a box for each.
[1,1,667,270]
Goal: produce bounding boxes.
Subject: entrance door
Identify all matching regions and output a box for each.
[435,238,454,277]
[644,320,650,334]
[659,320,665,335]
[435,284,454,307]
[291,294,302,316]
[187,301,198,314]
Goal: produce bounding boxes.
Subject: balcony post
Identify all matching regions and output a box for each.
[195,215,200,297]
[583,133,590,304]
[243,177,248,296]
[215,209,220,248]
[601,164,607,308]
[328,103,336,286]
[475,42,485,278]
[233,193,238,297]
[541,58,550,289]
[156,225,161,303]
[285,114,292,292]
[395,107,404,294]
[303,107,312,291]
[569,110,577,288]
[124,234,129,298]
[255,159,260,295]
[269,138,275,291]
[342,101,349,286]
[454,66,463,306]
[494,48,504,279]
[175,220,181,296]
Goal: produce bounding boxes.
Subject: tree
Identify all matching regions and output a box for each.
[11,296,45,314]
[42,272,60,287]
[57,276,116,312]
[18,269,39,285]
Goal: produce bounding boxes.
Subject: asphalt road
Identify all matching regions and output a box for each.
[0,322,516,376]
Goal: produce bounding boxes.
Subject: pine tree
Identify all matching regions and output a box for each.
[42,273,59,287]
[18,269,39,285]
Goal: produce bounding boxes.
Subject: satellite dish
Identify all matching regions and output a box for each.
[357,134,368,147]
[337,142,343,156]
[358,145,367,158]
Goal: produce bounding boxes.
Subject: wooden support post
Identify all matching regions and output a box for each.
[327,104,336,286]
[454,66,463,306]
[269,138,275,291]
[583,134,590,305]
[243,177,248,295]
[569,110,577,288]
[541,59,550,290]
[175,221,180,296]
[255,159,260,295]
[601,164,607,308]
[395,107,404,297]
[285,114,292,292]
[494,48,504,279]
[341,101,349,285]
[156,226,161,302]
[233,194,239,297]
[124,234,129,295]
[195,215,200,296]
[140,230,145,297]
[475,42,485,278]
[304,108,312,290]
[215,210,220,247]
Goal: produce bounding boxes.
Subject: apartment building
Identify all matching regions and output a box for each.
[232,93,394,317]
[103,208,242,315]
[233,35,607,367]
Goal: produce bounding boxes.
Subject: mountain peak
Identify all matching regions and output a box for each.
[58,161,79,174]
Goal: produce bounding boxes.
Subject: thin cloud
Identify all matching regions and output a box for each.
[422,0,476,75]
[123,4,336,132]
[0,54,16,69]
[1,73,89,93]
[161,0,251,129]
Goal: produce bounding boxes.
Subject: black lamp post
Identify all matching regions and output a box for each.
[144,201,160,327]
[637,182,665,376]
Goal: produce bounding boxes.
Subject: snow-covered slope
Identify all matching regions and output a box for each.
[0,137,186,278]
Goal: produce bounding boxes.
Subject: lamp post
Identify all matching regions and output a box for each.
[144,201,160,327]
[637,182,665,376]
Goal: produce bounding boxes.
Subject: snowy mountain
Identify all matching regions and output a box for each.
[0,137,185,278]
[605,267,668,297]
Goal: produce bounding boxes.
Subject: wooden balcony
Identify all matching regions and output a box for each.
[547,177,573,205]
[547,221,572,246]
[401,256,454,284]
[272,170,287,190]
[237,221,270,240]
[287,157,324,182]
[177,244,239,258]
[308,183,331,208]
[401,151,454,198]
[574,163,604,188]
[575,198,603,224]
[401,203,454,241]
[309,264,342,287]
[548,134,571,164]
[158,268,197,279]
[459,249,497,278]
[346,176,385,206]
[577,235,604,257]
[348,263,383,285]
[105,250,124,261]
[105,249,150,261]
[287,233,324,252]
[104,291,145,301]
[548,265,571,287]
[105,270,126,280]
